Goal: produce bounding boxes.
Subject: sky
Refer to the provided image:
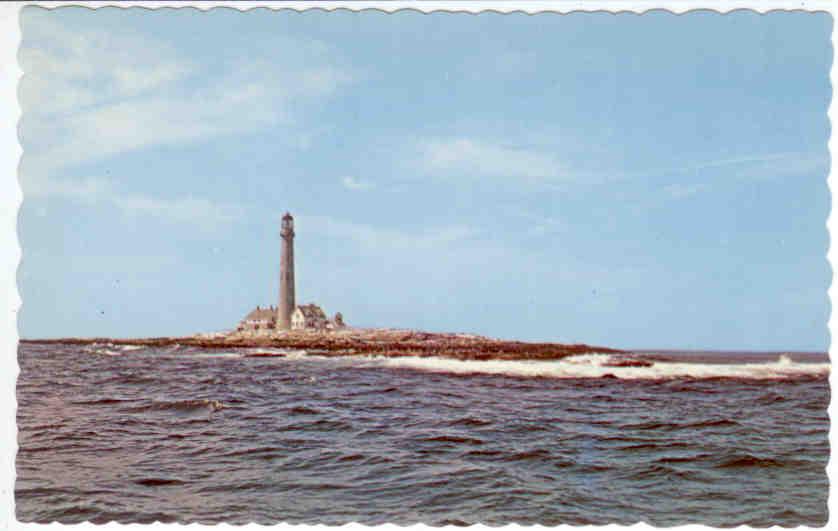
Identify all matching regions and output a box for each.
[16,7,832,351]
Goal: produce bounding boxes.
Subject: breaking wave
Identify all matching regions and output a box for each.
[84,344,121,356]
[84,343,147,356]
[119,345,145,352]
[368,353,829,380]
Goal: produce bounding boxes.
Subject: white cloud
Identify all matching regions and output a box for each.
[25,175,241,229]
[341,176,374,191]
[19,17,192,116]
[112,194,242,227]
[689,153,795,173]
[730,152,828,181]
[23,89,282,179]
[658,152,827,200]
[419,137,563,180]
[19,17,355,180]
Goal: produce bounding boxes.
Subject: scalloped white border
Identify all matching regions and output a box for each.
[3,1,836,14]
[0,1,834,530]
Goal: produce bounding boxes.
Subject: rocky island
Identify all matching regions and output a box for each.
[21,327,630,362]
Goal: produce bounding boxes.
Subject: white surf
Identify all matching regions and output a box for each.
[365,353,829,380]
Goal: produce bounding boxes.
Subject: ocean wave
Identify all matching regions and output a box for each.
[119,344,145,352]
[84,344,122,356]
[287,405,320,415]
[84,342,148,356]
[100,372,159,385]
[188,351,244,359]
[125,399,224,416]
[73,398,136,406]
[715,454,788,468]
[502,448,553,461]
[367,353,829,380]
[240,348,308,359]
[422,434,485,446]
[221,446,283,459]
[449,416,493,428]
[619,419,739,432]
[133,477,186,487]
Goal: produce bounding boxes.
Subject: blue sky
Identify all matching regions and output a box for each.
[17,7,831,351]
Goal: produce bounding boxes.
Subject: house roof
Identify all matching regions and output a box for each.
[244,306,277,321]
[294,304,327,320]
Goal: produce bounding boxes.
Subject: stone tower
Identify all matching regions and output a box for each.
[277,212,295,330]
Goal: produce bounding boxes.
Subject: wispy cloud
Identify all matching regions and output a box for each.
[658,151,828,200]
[341,176,375,191]
[418,137,563,181]
[728,151,829,181]
[19,16,355,180]
[25,175,242,229]
[660,152,827,179]
[19,16,192,116]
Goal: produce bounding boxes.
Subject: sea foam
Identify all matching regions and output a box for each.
[366,353,829,380]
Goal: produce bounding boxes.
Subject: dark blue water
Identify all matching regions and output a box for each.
[16,342,829,525]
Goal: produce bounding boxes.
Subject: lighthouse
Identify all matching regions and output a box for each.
[277,212,295,330]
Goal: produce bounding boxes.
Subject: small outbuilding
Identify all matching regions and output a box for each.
[291,304,329,330]
[238,306,277,331]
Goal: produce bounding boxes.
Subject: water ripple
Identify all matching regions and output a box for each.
[16,343,829,526]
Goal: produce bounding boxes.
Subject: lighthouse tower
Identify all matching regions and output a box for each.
[277,212,295,330]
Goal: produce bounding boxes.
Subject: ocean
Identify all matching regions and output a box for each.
[16,342,830,526]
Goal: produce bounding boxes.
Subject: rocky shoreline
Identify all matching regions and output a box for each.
[22,328,630,362]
